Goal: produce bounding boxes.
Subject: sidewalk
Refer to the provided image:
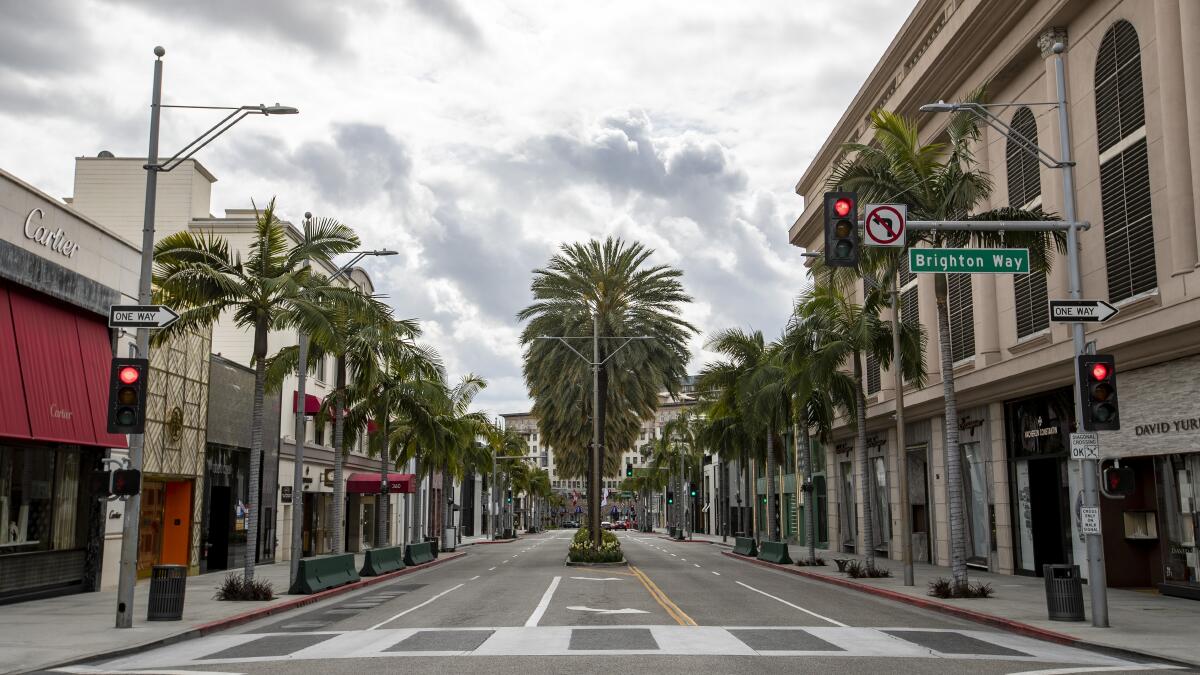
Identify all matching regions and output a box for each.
[658,529,1200,667]
[0,551,462,675]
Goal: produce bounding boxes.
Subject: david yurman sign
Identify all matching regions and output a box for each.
[1098,355,1200,458]
[21,208,81,258]
[1135,417,1200,436]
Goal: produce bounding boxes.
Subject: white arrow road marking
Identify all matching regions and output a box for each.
[735,581,847,627]
[369,583,464,630]
[570,576,623,581]
[525,576,561,626]
[566,606,650,614]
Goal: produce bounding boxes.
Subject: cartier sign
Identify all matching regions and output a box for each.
[22,208,81,258]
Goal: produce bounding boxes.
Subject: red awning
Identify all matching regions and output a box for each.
[2,284,126,447]
[346,472,415,494]
[0,287,31,440]
[292,391,321,414]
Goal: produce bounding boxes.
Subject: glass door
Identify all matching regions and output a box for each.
[961,442,990,565]
[839,460,856,552]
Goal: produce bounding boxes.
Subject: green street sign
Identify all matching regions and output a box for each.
[909,247,1030,274]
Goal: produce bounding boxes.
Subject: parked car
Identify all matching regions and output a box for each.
[600,520,613,530]
[611,520,627,530]
[562,520,579,528]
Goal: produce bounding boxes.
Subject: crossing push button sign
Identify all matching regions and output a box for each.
[863,204,906,247]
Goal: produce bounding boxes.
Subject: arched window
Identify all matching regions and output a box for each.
[1007,107,1049,338]
[1094,20,1155,302]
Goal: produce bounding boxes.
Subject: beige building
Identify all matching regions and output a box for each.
[791,0,1200,599]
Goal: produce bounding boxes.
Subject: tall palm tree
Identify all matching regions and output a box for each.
[152,199,361,580]
[484,424,527,537]
[826,107,1062,584]
[697,355,758,538]
[739,340,797,543]
[795,281,925,568]
[426,375,490,545]
[518,237,695,548]
[647,411,704,535]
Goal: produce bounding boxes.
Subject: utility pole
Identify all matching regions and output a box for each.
[591,312,602,550]
[289,214,311,589]
[892,270,914,586]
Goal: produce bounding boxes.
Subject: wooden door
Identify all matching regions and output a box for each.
[161,480,192,567]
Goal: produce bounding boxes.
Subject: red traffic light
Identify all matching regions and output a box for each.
[833,198,853,217]
[1090,363,1109,381]
[119,366,140,384]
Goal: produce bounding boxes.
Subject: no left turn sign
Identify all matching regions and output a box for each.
[864,204,906,247]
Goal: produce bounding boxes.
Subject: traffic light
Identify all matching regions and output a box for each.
[667,491,674,505]
[505,489,513,504]
[823,191,859,267]
[1103,465,1135,496]
[689,486,697,498]
[761,495,767,504]
[1078,354,1119,431]
[106,358,149,434]
[89,470,112,498]
[112,469,141,497]
[626,462,633,477]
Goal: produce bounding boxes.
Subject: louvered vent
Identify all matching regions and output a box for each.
[1095,20,1156,303]
[1007,106,1049,338]
[866,353,881,395]
[947,274,974,363]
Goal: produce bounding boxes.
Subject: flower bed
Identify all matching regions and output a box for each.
[568,528,624,563]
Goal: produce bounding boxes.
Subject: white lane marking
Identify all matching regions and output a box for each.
[570,576,623,581]
[670,553,677,557]
[1003,662,1180,667]
[735,581,848,627]
[55,670,244,675]
[489,567,497,571]
[502,560,509,564]
[524,575,562,627]
[680,558,687,561]
[470,575,481,580]
[566,606,650,614]
[693,564,701,568]
[712,571,721,575]
[368,583,464,630]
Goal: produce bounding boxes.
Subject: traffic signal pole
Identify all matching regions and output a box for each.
[115,47,164,629]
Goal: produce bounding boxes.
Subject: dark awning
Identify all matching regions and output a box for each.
[346,472,415,494]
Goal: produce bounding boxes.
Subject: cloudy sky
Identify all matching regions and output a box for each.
[1,0,916,415]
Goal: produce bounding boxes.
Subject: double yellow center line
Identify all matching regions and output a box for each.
[630,565,696,626]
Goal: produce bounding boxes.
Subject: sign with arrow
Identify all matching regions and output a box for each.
[109,304,180,329]
[863,203,906,247]
[1049,299,1118,323]
[566,606,649,614]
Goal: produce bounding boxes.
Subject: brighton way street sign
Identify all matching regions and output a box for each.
[108,304,180,329]
[909,248,1030,274]
[1048,299,1119,323]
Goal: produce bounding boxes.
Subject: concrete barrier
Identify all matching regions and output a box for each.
[289,553,360,595]
[404,541,437,566]
[360,545,406,576]
[732,536,758,557]
[757,540,793,565]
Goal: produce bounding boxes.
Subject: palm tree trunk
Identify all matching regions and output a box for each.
[741,458,750,537]
[798,418,817,564]
[936,278,968,587]
[594,360,608,549]
[245,321,267,581]
[377,398,388,548]
[766,429,779,542]
[854,351,875,569]
[750,457,760,540]
[332,356,346,554]
[442,468,452,546]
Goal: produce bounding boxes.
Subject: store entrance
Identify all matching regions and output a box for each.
[207,485,231,571]
[1029,458,1067,574]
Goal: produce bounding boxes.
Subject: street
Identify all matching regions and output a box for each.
[71,533,1171,674]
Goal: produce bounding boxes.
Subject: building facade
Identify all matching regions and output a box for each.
[790,0,1200,598]
[0,166,140,603]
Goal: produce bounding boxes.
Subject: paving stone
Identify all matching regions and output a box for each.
[385,630,495,652]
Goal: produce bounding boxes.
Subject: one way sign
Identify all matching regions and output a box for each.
[109,304,180,329]
[1048,299,1119,323]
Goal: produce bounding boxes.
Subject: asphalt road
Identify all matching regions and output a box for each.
[71,530,1180,675]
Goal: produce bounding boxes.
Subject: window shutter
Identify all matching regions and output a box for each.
[1095,20,1156,303]
[947,274,974,363]
[866,354,881,395]
[1007,107,1050,338]
[899,255,915,288]
[899,287,921,383]
[1013,272,1049,338]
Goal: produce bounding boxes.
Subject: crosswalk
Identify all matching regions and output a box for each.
[83,626,1155,669]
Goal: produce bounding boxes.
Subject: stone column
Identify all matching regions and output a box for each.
[1155,0,1198,274]
[1037,28,1072,343]
[971,126,1002,365]
[1178,0,1200,267]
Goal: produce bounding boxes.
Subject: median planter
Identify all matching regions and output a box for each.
[289,553,360,595]
[757,540,792,565]
[360,545,406,576]
[404,541,437,566]
[732,536,758,557]
[564,556,627,567]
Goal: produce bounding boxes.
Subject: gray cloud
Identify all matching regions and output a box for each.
[407,0,484,47]
[0,0,94,76]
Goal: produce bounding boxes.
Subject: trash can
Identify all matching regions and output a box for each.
[1043,564,1085,621]
[443,527,457,552]
[147,564,187,621]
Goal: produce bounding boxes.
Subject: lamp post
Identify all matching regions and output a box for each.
[291,247,396,586]
[919,42,1107,627]
[116,46,297,629]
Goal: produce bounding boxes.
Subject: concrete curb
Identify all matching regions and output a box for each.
[24,551,467,675]
[655,534,734,547]
[720,550,1199,669]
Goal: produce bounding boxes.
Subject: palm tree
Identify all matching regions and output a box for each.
[739,340,798,543]
[518,237,695,548]
[484,424,527,537]
[647,410,705,535]
[826,107,1062,585]
[794,281,925,569]
[426,375,490,545]
[697,354,758,538]
[152,199,361,580]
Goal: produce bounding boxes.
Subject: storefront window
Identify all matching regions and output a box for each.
[0,445,83,555]
[839,460,856,552]
[870,455,890,551]
[1158,454,1200,587]
[961,442,990,564]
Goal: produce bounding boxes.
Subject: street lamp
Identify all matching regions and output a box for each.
[291,245,397,588]
[116,46,298,630]
[920,41,1109,627]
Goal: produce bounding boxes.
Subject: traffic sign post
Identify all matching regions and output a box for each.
[909,248,1030,273]
[1080,506,1101,535]
[1049,300,1118,323]
[1070,432,1099,460]
[863,203,906,247]
[109,304,179,329]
